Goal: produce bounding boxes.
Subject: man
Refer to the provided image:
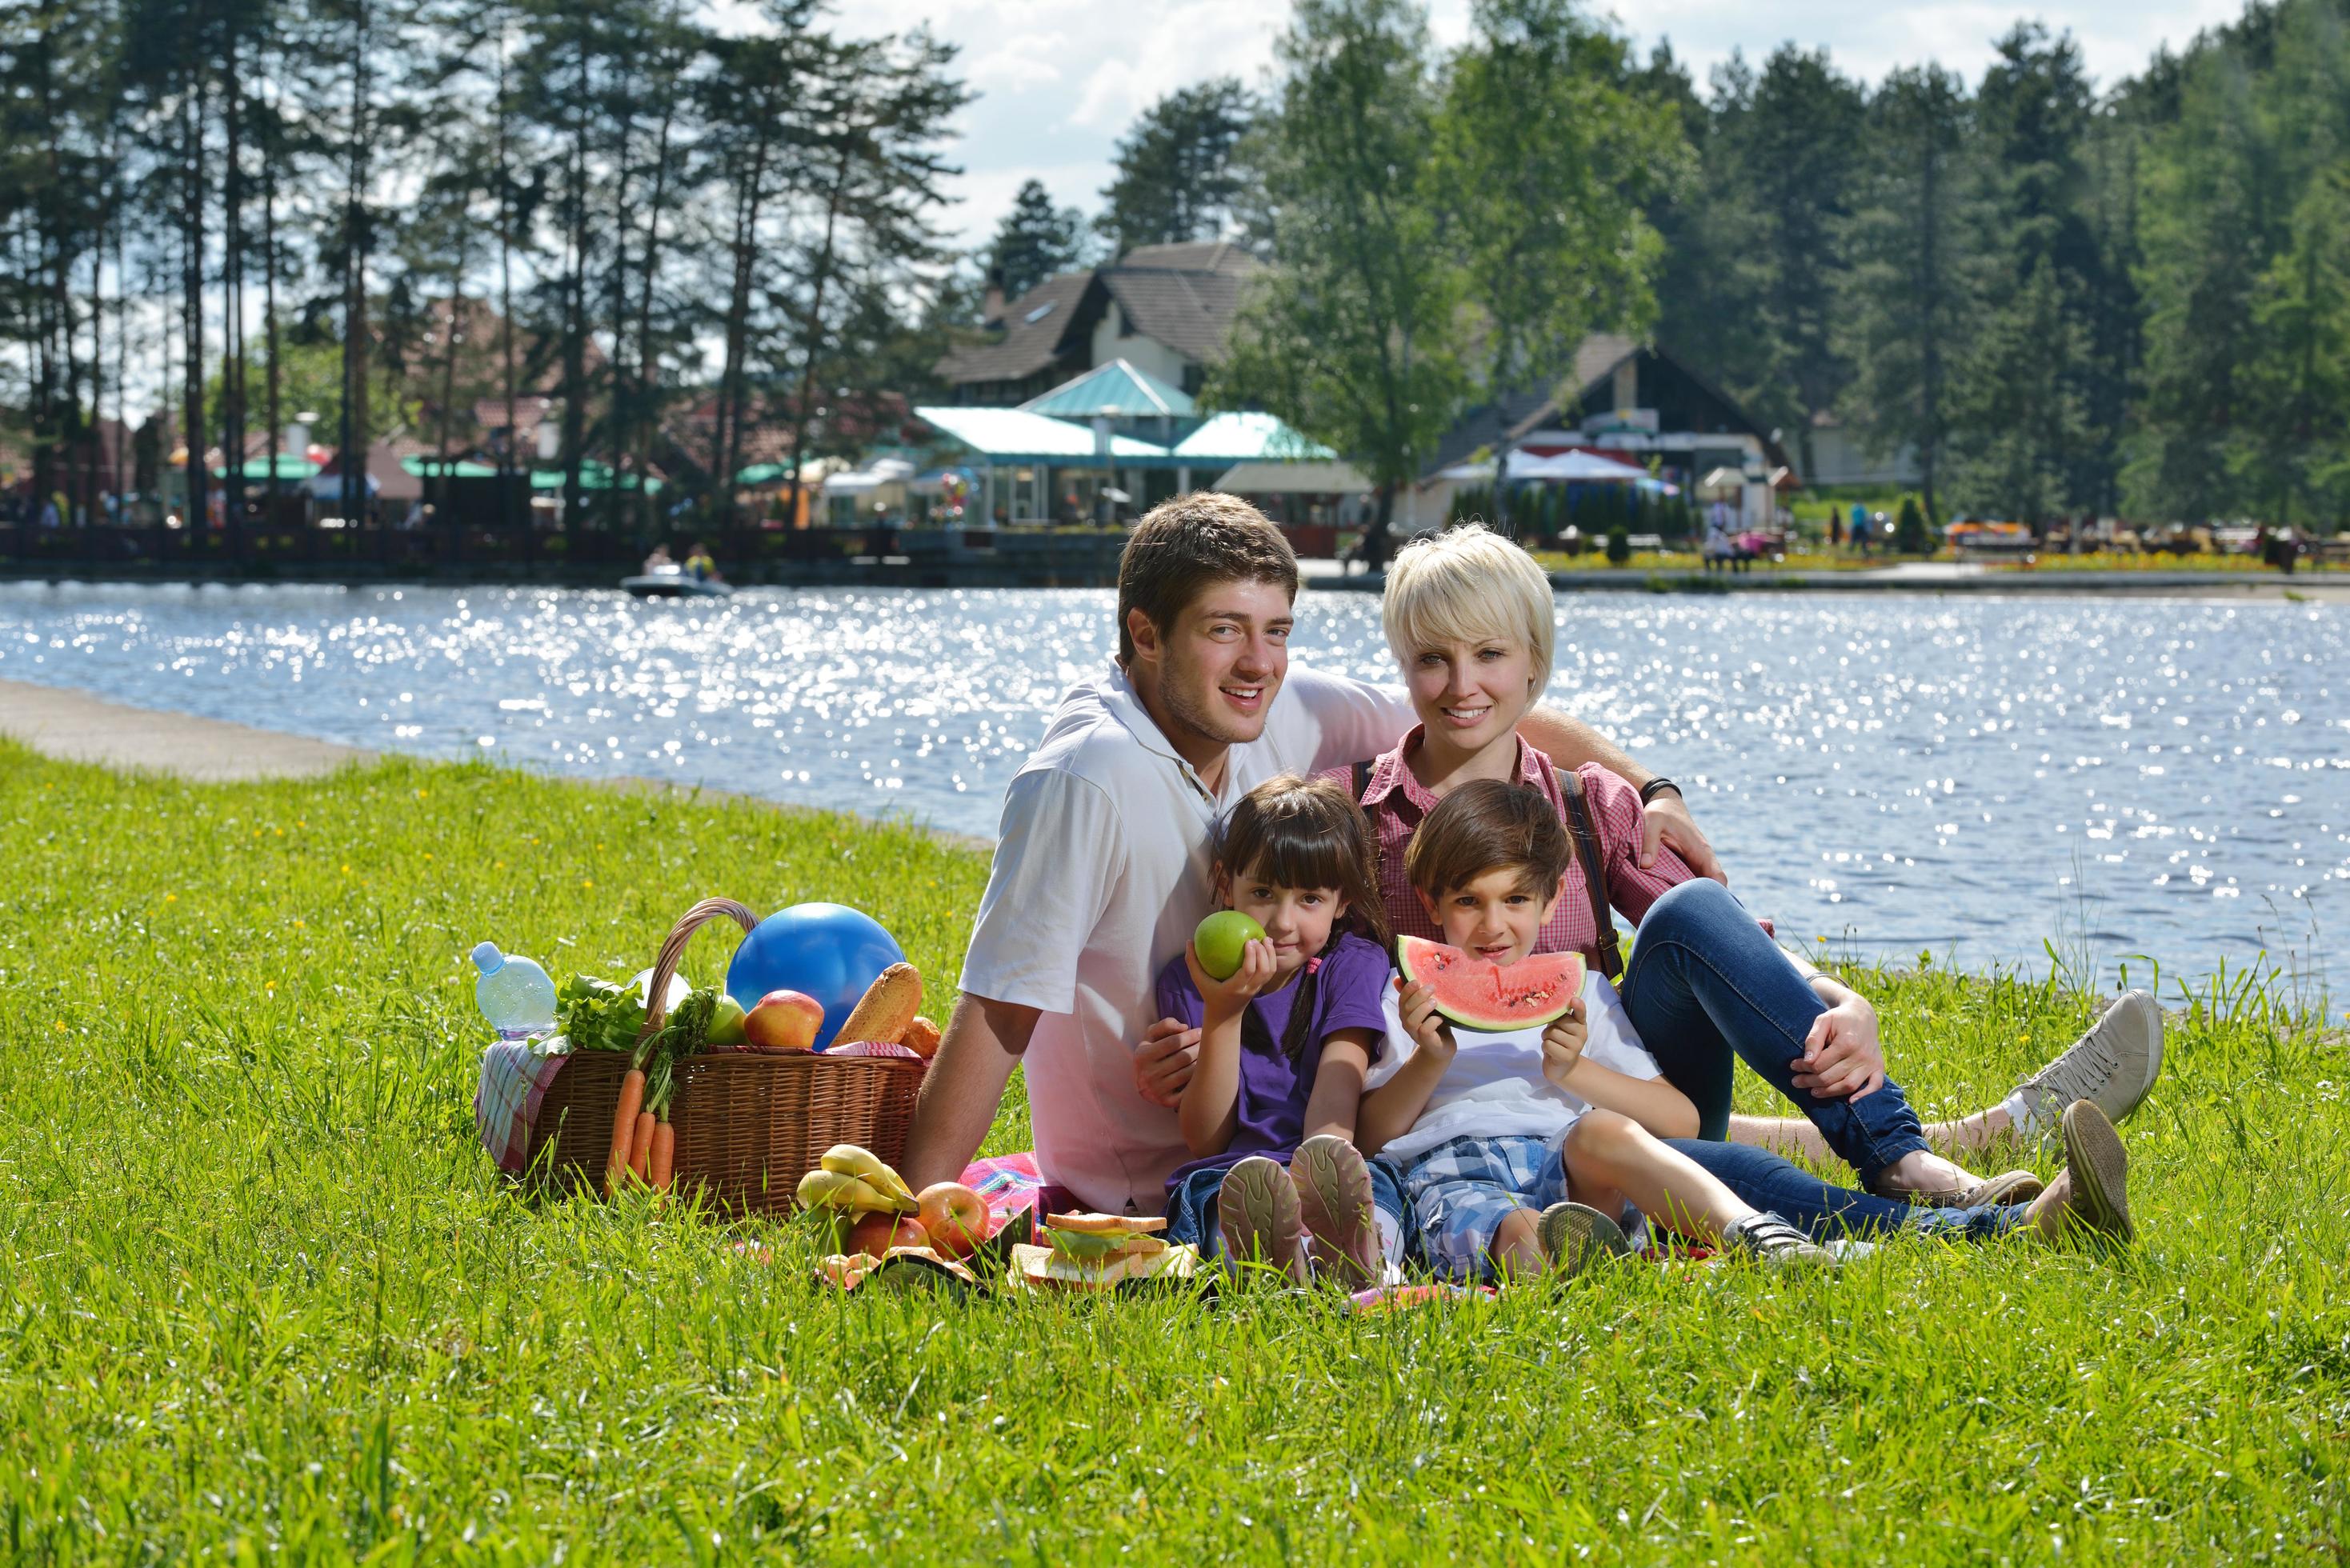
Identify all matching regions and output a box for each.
[900,494,1719,1212]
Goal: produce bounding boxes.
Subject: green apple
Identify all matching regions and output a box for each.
[1193,910,1268,982]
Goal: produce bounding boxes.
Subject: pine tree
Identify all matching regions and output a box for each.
[1096,79,1251,255]
[989,178,1083,302]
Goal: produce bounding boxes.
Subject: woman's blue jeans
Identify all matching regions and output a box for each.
[1667,1139,2027,1242]
[1621,878,1929,1186]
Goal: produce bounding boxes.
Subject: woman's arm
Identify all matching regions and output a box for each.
[1301,1031,1375,1142]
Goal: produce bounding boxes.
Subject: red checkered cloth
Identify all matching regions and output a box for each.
[474,1040,570,1174]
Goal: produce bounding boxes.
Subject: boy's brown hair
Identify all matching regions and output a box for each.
[1403,779,1573,902]
[1116,492,1299,666]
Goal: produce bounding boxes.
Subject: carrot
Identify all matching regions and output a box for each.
[648,1119,676,1194]
[604,1069,647,1196]
[629,1110,655,1182]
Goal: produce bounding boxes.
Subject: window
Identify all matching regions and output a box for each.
[1025,300,1057,325]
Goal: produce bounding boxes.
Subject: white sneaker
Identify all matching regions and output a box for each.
[2012,990,2163,1136]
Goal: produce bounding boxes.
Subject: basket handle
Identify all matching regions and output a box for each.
[640,897,760,1038]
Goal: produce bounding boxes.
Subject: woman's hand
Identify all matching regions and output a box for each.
[1639,790,1727,886]
[1394,978,1459,1068]
[1184,937,1278,1019]
[1794,990,1886,1099]
[1539,997,1589,1090]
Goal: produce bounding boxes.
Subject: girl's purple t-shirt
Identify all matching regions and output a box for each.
[1156,930,1391,1195]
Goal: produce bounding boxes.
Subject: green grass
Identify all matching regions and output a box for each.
[3,742,2345,1562]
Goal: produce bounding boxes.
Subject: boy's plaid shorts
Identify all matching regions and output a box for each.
[1395,1133,1572,1281]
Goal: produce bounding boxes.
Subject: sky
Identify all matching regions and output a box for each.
[835,0,2250,251]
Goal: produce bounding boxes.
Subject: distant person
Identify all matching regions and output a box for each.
[643,543,674,574]
[1828,510,1843,547]
[683,541,719,582]
[1703,498,1736,574]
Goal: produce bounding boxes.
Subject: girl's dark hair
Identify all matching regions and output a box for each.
[1212,773,1387,1063]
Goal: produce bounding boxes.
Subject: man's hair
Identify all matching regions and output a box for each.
[1382,522,1556,693]
[1116,492,1299,666]
[1404,778,1573,902]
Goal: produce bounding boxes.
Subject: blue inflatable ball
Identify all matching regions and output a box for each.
[725,902,905,1051]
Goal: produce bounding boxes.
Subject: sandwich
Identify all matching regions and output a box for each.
[1011,1211,1198,1290]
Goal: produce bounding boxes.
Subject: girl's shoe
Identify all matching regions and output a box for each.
[1289,1135,1382,1288]
[1535,1202,1632,1279]
[2011,991,2164,1138]
[1219,1156,1309,1284]
[1719,1212,1840,1270]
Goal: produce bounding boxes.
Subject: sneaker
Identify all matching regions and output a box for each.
[1880,1168,2048,1210]
[2032,1099,2134,1245]
[2012,991,2163,1138]
[1290,1135,1381,1288]
[1719,1211,1840,1270]
[1535,1202,1633,1279]
[1219,1156,1309,1284]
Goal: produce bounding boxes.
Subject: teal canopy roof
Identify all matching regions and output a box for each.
[1019,359,1196,419]
[402,458,502,478]
[914,406,1171,464]
[1171,412,1336,464]
[214,455,321,479]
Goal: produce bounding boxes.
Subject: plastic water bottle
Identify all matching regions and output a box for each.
[471,941,557,1040]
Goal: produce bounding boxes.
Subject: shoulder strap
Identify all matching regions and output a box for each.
[1351,758,1372,799]
[1559,770,1625,983]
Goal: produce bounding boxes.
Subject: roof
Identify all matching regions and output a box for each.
[1099,243,1259,362]
[1171,411,1335,463]
[935,270,1096,386]
[914,406,1171,463]
[1021,360,1196,419]
[939,242,1261,389]
[1213,458,1373,494]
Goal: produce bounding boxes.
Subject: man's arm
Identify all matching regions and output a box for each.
[900,991,1040,1191]
[1515,703,1726,884]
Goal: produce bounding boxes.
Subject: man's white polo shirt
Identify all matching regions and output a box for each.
[959,659,1414,1214]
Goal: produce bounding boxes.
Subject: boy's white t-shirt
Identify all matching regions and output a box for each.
[1366,972,1663,1166]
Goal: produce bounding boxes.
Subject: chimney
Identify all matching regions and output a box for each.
[983,266,1007,330]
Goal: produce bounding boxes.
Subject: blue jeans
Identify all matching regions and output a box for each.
[1667,1139,2028,1242]
[1163,1154,1411,1260]
[1622,878,1928,1186]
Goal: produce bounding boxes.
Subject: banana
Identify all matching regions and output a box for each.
[795,1169,906,1213]
[819,1144,917,1209]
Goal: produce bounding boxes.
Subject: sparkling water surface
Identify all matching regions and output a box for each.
[4,582,2344,990]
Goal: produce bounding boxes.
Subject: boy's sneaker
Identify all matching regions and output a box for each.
[1536,1202,1633,1280]
[1289,1134,1382,1289]
[2011,991,2163,1139]
[1219,1156,1309,1284]
[2030,1098,2135,1246]
[1719,1212,1840,1270]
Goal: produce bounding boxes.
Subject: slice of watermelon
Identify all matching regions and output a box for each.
[1395,935,1587,1033]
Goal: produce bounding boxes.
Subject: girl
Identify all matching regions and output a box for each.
[1342,522,2160,1217]
[1158,774,1401,1286]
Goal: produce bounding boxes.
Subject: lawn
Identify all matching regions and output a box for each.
[2,743,2344,1563]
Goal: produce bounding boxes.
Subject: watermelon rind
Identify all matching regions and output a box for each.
[1396,935,1585,1033]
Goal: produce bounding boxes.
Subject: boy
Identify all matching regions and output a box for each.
[1359,780,2138,1279]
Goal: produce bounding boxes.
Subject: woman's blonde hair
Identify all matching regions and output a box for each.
[1381,522,1556,694]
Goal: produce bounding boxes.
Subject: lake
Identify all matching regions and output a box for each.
[4,582,2344,994]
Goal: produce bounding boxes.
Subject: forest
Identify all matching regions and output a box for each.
[2,0,2344,533]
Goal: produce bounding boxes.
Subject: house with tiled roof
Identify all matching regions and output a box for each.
[936,242,1260,407]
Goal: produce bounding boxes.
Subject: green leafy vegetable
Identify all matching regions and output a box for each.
[555,973,648,1055]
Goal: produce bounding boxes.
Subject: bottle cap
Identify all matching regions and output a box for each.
[470,941,504,974]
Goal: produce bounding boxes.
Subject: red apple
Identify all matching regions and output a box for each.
[743,990,823,1052]
[915,1182,989,1258]
[846,1210,928,1259]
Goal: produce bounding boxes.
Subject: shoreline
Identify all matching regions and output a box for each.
[4,563,2345,602]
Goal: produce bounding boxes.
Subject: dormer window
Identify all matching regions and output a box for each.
[1025,301,1057,325]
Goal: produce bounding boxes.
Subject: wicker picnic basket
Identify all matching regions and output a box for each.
[523,896,928,1215]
